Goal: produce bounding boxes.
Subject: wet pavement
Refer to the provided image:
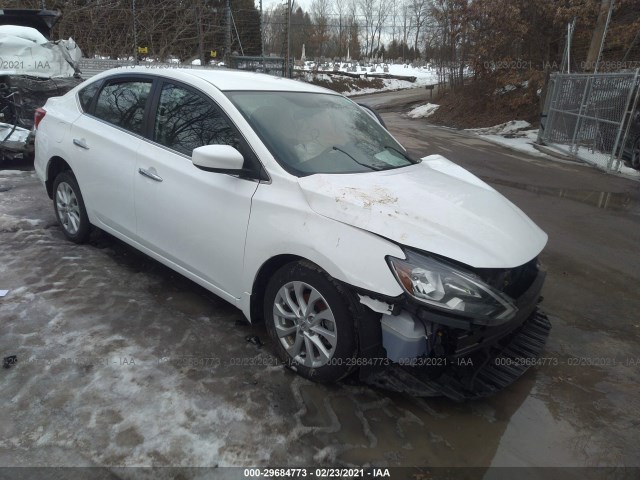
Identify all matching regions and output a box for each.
[1,97,640,476]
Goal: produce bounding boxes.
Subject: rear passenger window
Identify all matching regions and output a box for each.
[78,81,99,112]
[94,80,152,134]
[153,83,240,156]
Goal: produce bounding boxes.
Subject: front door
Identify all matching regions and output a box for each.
[135,81,259,300]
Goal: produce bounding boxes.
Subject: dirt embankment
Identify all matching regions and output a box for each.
[427,75,545,129]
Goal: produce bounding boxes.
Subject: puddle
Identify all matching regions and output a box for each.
[483,177,639,214]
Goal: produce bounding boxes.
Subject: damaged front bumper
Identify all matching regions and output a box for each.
[356,270,551,401]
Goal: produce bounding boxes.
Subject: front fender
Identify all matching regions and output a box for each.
[240,184,405,320]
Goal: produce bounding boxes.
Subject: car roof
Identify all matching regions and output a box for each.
[92,66,334,95]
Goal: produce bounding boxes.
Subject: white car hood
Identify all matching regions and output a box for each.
[297,154,547,268]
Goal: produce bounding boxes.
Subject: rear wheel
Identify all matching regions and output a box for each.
[53,171,90,243]
[264,261,358,382]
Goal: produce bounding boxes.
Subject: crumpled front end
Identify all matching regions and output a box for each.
[356,255,551,401]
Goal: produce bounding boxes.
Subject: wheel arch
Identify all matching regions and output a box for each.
[248,251,375,325]
[249,254,305,324]
[45,156,72,199]
[253,252,387,382]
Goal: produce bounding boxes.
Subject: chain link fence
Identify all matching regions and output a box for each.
[538,70,640,172]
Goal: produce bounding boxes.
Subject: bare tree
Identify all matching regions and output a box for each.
[333,0,348,58]
[401,2,415,61]
[358,0,375,58]
[263,4,287,56]
[409,0,429,56]
[310,0,331,57]
[372,0,389,56]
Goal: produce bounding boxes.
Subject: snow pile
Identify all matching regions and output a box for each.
[494,81,529,96]
[0,169,30,176]
[298,63,439,96]
[346,78,415,96]
[467,120,532,136]
[465,120,548,157]
[466,120,640,178]
[476,129,548,157]
[408,103,440,118]
[301,72,333,83]
[0,213,42,233]
[567,146,640,178]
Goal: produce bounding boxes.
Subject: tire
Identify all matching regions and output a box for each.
[264,261,359,383]
[53,170,91,243]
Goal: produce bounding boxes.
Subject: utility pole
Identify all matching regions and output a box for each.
[585,0,613,71]
[132,0,138,65]
[260,0,264,62]
[594,0,614,73]
[225,0,232,65]
[286,0,292,78]
[196,3,205,66]
[560,18,575,74]
[286,0,291,77]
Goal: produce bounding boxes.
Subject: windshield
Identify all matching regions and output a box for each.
[225,91,416,176]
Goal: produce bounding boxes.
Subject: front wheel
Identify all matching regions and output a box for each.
[53,170,91,243]
[264,261,359,382]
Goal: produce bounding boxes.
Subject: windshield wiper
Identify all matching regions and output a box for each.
[332,145,384,171]
[384,145,417,163]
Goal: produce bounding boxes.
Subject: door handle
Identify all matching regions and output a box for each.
[73,138,89,150]
[138,168,163,182]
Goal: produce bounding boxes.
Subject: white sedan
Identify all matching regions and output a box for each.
[34,67,550,399]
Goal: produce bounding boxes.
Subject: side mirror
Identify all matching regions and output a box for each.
[192,145,244,173]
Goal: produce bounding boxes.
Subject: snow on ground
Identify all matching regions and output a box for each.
[464,120,640,179]
[346,77,427,96]
[494,81,529,96]
[408,103,440,119]
[466,120,532,136]
[477,130,550,158]
[570,146,640,178]
[464,121,548,157]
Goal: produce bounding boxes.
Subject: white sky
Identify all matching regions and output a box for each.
[259,0,312,13]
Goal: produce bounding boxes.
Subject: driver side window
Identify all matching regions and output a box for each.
[153,83,241,156]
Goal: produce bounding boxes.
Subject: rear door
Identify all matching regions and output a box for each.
[69,75,154,239]
[134,80,260,300]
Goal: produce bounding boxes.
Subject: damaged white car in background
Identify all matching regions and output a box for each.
[34,68,551,401]
[0,10,83,162]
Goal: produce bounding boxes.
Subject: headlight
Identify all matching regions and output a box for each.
[388,251,517,323]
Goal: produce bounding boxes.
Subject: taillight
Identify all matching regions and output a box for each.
[34,107,46,130]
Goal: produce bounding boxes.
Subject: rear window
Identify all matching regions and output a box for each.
[78,82,100,112]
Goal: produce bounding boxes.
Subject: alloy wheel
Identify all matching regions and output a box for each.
[56,182,81,235]
[272,281,338,368]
